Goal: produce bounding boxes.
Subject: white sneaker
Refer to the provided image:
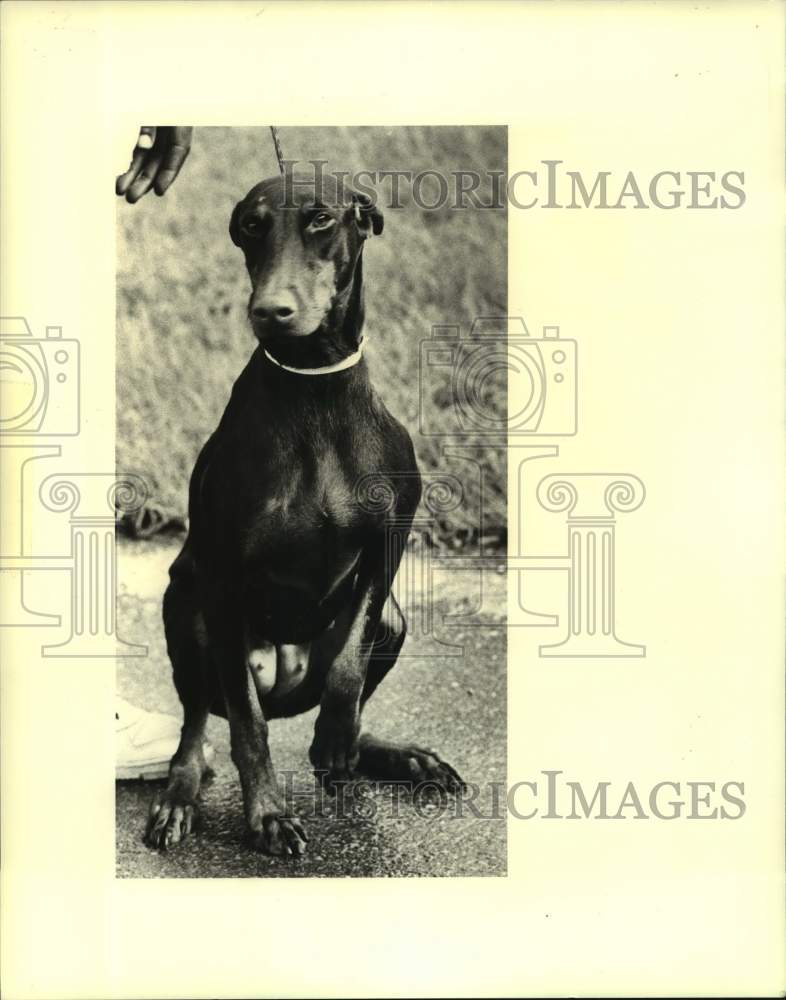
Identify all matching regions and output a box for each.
[115,697,214,781]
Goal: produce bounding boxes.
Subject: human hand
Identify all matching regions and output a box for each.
[116,126,193,204]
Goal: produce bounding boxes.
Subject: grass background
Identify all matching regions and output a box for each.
[116,126,507,544]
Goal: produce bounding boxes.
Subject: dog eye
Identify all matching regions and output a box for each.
[309,212,335,231]
[242,217,266,238]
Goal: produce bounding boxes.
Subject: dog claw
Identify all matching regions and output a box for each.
[145,795,197,850]
[357,737,467,794]
[252,814,308,857]
[407,746,466,794]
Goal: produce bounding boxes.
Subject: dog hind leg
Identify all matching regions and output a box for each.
[356,594,466,794]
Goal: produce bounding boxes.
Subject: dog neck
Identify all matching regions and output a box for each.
[263,336,366,376]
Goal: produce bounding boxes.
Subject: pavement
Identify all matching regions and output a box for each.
[115,539,507,878]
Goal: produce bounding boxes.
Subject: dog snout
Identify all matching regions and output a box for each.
[251,292,298,326]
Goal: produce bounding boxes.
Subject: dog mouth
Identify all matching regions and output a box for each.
[250,316,318,340]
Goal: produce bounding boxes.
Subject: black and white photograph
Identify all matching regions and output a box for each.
[114,126,508,877]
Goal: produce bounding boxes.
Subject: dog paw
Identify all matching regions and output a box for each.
[400,745,467,794]
[357,736,467,794]
[146,792,198,850]
[251,814,308,856]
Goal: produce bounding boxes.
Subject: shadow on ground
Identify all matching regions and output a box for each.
[116,539,506,878]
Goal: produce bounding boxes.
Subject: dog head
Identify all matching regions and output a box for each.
[230,173,383,344]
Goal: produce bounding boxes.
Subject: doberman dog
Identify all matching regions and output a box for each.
[146,173,465,855]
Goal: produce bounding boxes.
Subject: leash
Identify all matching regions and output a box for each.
[270,126,285,175]
[263,336,366,375]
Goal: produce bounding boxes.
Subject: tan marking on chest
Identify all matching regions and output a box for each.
[248,642,311,698]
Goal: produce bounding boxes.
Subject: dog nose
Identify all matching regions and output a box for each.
[251,293,297,325]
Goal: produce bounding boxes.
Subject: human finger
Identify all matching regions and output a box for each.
[153,127,193,196]
[116,127,158,195]
[125,152,164,203]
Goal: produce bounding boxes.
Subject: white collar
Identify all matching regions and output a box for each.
[263,336,365,376]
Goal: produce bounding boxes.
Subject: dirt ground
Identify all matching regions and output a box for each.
[115,539,507,878]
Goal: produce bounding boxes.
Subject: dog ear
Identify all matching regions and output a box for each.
[351,192,384,238]
[229,201,244,247]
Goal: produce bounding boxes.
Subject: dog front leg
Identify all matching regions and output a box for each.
[215,631,308,855]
